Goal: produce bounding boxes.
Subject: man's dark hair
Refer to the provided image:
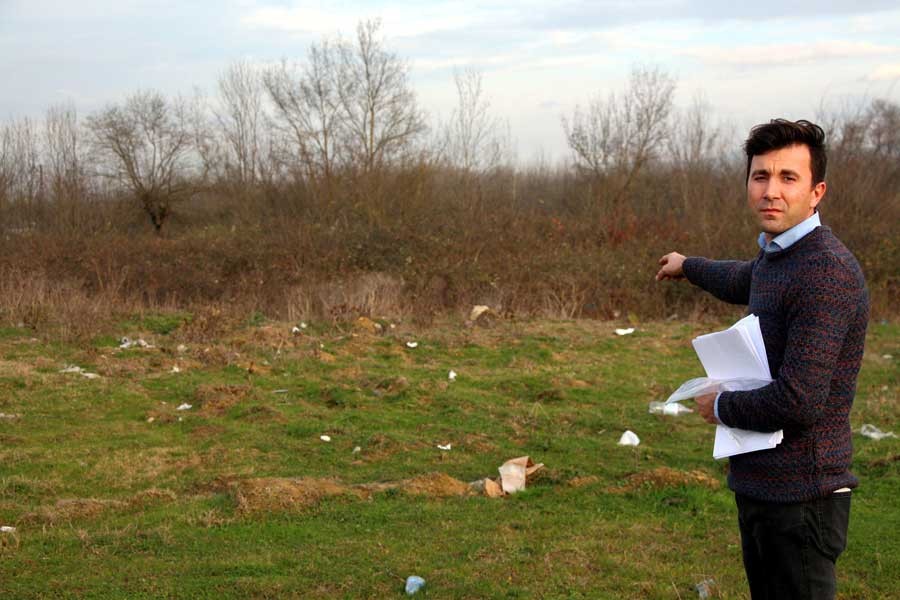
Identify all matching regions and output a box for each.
[743,119,827,185]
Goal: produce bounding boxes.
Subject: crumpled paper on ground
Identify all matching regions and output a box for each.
[497,456,545,494]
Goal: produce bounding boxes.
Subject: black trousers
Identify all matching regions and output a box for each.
[736,492,851,600]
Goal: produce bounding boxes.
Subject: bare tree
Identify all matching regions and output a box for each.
[563,65,676,204]
[443,68,508,172]
[264,45,344,188]
[86,90,198,234]
[44,104,86,202]
[216,61,270,185]
[0,117,43,222]
[336,19,426,173]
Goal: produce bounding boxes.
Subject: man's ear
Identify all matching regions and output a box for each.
[810,181,826,210]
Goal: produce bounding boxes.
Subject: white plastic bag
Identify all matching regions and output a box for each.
[665,377,771,404]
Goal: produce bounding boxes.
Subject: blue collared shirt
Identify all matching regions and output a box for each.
[713,211,821,422]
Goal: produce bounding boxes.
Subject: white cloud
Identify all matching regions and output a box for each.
[683,41,899,67]
[868,63,900,80]
[239,2,490,39]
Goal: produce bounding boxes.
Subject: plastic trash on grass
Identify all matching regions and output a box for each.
[860,424,897,440]
[618,430,640,446]
[405,575,426,595]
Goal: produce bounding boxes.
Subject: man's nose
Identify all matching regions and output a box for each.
[763,179,782,200]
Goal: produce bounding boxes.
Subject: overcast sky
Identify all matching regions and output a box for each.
[2,0,899,161]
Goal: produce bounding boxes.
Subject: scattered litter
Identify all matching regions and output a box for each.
[498,456,545,494]
[448,370,457,381]
[695,578,718,599]
[59,365,101,379]
[648,401,693,416]
[437,443,452,451]
[146,417,155,423]
[272,389,289,394]
[614,328,635,336]
[120,337,153,349]
[389,323,396,329]
[0,413,21,420]
[470,305,491,321]
[406,341,418,349]
[483,477,504,497]
[170,365,181,374]
[176,344,188,353]
[0,526,15,533]
[618,430,640,446]
[320,435,332,442]
[883,354,893,360]
[176,403,192,411]
[291,326,301,334]
[352,446,361,454]
[178,416,183,422]
[468,305,500,327]
[860,424,897,440]
[405,575,426,595]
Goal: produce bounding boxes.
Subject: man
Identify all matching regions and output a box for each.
[655,119,868,599]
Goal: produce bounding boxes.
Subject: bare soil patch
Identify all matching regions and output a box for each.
[607,467,720,494]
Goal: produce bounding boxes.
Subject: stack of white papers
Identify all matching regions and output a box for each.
[688,315,783,459]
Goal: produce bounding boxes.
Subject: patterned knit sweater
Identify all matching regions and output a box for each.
[684,226,869,503]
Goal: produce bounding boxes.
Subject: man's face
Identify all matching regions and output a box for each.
[747,143,826,240]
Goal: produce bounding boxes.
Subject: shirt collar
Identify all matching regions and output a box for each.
[757,211,821,254]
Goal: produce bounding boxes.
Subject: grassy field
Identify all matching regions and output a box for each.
[0,314,897,599]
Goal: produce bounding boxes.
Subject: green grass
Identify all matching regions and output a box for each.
[0,317,897,598]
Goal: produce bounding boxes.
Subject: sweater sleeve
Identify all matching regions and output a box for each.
[682,256,756,305]
[717,253,865,431]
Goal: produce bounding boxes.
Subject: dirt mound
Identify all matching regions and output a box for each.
[232,477,363,513]
[397,472,472,497]
[233,471,473,513]
[567,475,600,488]
[21,498,127,524]
[608,467,720,494]
[195,384,252,415]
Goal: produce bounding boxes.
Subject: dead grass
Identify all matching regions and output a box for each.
[195,384,252,416]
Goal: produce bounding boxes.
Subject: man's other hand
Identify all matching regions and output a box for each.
[696,393,719,424]
[656,252,686,281]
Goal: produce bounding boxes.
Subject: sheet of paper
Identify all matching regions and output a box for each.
[690,315,783,459]
[691,326,769,380]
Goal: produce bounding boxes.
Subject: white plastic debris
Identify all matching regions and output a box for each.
[272,389,289,394]
[614,328,635,336]
[352,446,361,454]
[176,403,192,411]
[860,424,897,440]
[448,370,457,381]
[300,322,308,329]
[406,341,418,348]
[0,526,15,533]
[59,365,101,379]
[437,443,452,451]
[176,344,188,353]
[170,365,181,374]
[883,354,893,360]
[618,430,640,446]
[405,575,426,595]
[291,326,301,334]
[120,337,153,349]
[0,413,21,420]
[320,435,332,442]
[146,417,155,423]
[696,578,717,599]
